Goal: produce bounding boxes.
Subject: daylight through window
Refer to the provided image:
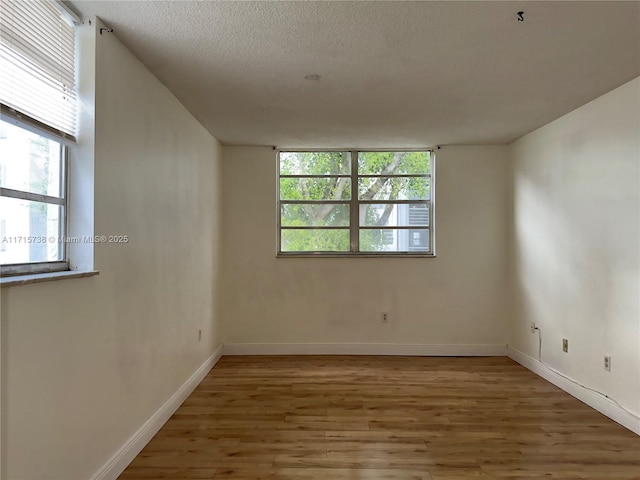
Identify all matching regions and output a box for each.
[278,150,434,256]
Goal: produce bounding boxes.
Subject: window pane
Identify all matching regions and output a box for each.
[281,229,350,252]
[280,177,350,201]
[360,203,429,227]
[358,151,430,175]
[279,151,350,176]
[281,204,350,227]
[0,119,63,197]
[0,196,63,264]
[359,228,430,253]
[358,176,430,201]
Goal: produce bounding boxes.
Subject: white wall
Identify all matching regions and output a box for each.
[510,78,640,416]
[1,22,223,480]
[221,145,510,349]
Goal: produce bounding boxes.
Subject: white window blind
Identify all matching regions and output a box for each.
[0,0,77,138]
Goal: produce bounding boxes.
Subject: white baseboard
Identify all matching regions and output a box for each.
[507,346,640,436]
[222,343,507,356]
[90,344,224,480]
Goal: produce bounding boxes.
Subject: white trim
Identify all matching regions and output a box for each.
[90,345,224,480]
[222,343,507,356]
[507,346,640,436]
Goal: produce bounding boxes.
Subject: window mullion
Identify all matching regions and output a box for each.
[350,150,358,253]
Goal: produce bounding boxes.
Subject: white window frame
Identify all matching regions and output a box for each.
[277,149,436,257]
[0,111,70,276]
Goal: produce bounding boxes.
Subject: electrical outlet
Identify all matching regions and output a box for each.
[381,312,389,324]
[562,338,568,353]
[604,356,611,371]
[530,322,536,333]
[198,329,202,342]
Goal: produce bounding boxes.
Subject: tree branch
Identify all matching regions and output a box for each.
[376,191,397,226]
[360,152,402,201]
[314,177,348,222]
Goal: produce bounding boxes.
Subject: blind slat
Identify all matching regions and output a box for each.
[2,2,75,70]
[1,45,76,92]
[3,0,75,59]
[2,26,75,68]
[0,0,77,136]
[0,31,75,85]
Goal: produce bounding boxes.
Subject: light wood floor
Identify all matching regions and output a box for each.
[118,356,640,480]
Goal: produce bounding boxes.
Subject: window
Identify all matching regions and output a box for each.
[0,0,78,276]
[278,150,434,256]
[0,119,68,274]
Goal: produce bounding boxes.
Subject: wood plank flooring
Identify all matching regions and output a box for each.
[118,356,640,480]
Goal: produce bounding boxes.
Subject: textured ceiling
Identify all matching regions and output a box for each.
[71,1,640,147]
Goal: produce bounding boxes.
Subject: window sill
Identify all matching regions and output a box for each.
[1,270,99,287]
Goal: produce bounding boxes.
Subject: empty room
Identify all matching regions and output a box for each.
[0,1,639,479]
